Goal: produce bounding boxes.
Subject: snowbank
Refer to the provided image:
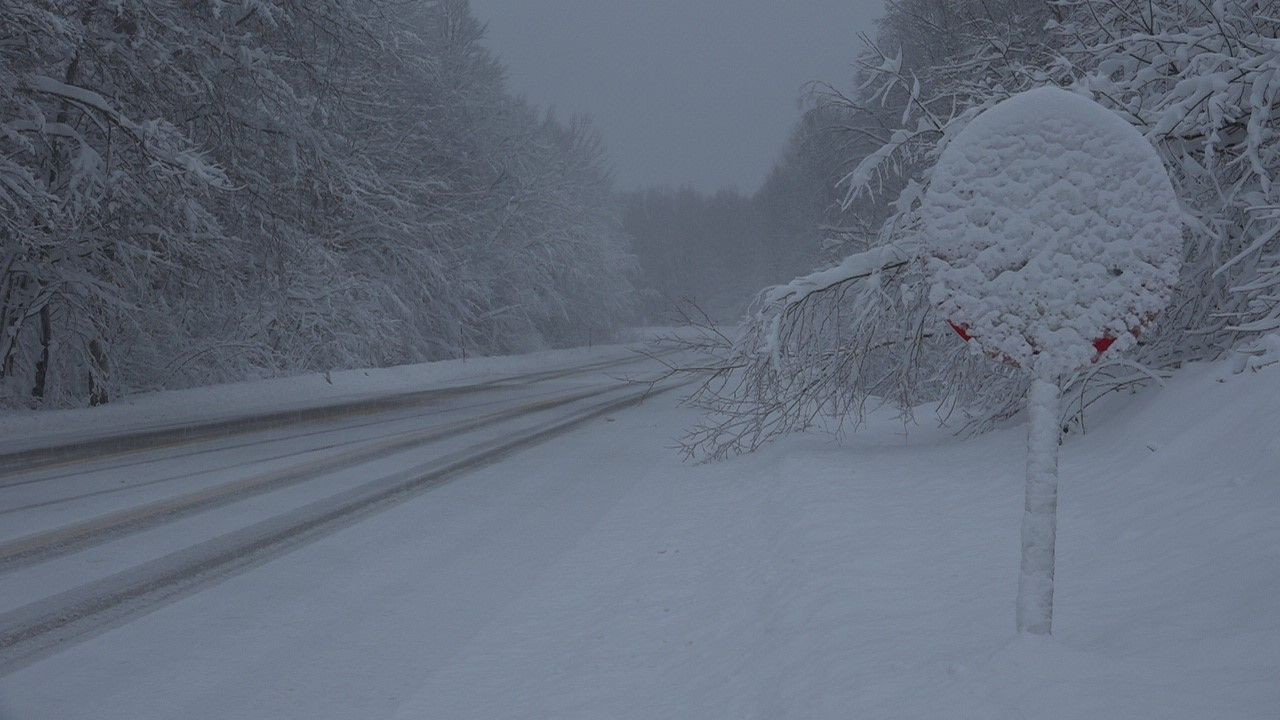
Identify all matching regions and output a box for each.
[396,358,1278,719]
[0,332,682,454]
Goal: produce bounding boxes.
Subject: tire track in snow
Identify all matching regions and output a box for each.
[0,380,644,570]
[0,377,690,675]
[0,382,588,514]
[0,349,664,481]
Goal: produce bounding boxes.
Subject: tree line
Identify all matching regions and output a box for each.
[621,103,870,324]
[1,0,634,407]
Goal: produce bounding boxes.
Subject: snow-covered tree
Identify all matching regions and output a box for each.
[1,0,233,405]
[677,0,1058,458]
[1062,0,1280,353]
[0,0,635,407]
[677,0,1280,460]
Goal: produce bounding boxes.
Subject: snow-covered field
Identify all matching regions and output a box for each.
[2,352,1276,718]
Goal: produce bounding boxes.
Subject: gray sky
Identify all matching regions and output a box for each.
[468,0,883,193]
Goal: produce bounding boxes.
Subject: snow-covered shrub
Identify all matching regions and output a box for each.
[1233,333,1280,374]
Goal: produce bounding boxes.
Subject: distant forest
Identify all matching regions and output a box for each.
[621,105,858,323]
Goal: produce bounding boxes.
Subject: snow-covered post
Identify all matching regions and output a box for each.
[922,87,1183,635]
[1018,375,1059,634]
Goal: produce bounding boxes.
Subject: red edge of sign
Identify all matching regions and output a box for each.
[948,321,1135,363]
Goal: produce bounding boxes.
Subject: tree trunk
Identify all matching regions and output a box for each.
[1017,376,1060,635]
[88,338,109,406]
[31,304,51,401]
[0,273,15,379]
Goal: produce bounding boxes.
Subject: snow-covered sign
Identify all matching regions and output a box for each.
[921,86,1182,636]
[923,86,1183,377]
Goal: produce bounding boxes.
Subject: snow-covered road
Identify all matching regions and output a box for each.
[0,345,686,680]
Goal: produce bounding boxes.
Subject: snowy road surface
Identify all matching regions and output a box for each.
[0,346,685,682]
[0,349,1277,719]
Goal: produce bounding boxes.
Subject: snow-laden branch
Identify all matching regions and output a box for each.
[678,0,1280,460]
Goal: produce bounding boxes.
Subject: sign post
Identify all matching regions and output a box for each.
[921,87,1183,635]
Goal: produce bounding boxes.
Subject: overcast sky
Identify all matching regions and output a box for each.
[468,0,883,193]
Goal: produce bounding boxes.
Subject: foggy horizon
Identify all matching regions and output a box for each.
[470,0,884,193]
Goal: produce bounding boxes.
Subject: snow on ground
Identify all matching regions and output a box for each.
[392,359,1278,719]
[2,355,1276,718]
[0,327,682,454]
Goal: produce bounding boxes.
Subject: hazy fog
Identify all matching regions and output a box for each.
[469,0,883,192]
